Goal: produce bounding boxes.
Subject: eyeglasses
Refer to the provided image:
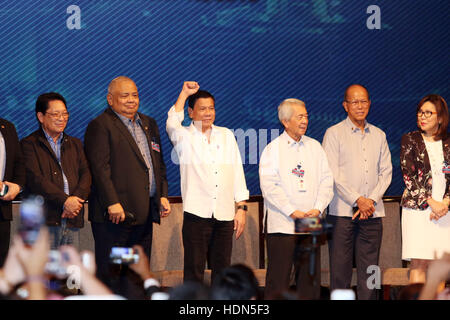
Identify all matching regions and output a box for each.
[417,111,437,118]
[345,100,369,107]
[46,112,70,120]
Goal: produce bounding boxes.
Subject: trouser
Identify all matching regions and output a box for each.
[182,212,234,284]
[0,220,10,268]
[91,213,154,300]
[327,215,382,300]
[265,233,321,300]
[48,218,80,250]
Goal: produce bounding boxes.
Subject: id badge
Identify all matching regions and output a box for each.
[442,161,450,174]
[299,178,306,192]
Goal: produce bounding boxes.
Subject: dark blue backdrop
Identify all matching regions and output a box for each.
[0,0,448,196]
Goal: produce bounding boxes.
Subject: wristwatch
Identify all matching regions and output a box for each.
[237,204,248,211]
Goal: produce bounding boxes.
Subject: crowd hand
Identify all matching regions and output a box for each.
[1,241,28,292]
[181,81,200,97]
[59,245,96,275]
[130,245,154,281]
[58,246,112,296]
[428,252,450,283]
[160,197,171,218]
[108,203,125,224]
[15,229,50,278]
[234,208,246,240]
[1,181,21,201]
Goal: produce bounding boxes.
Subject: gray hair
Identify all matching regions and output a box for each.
[107,76,135,95]
[278,98,306,122]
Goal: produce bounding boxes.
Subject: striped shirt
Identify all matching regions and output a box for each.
[113,111,156,197]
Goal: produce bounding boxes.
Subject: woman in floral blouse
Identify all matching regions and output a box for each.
[400,94,450,284]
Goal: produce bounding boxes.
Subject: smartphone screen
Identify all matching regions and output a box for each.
[109,247,139,265]
[18,195,45,245]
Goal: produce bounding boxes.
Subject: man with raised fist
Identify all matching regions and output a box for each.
[166,81,249,284]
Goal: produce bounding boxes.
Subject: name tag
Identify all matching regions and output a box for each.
[443,161,450,174]
[151,141,160,153]
[292,164,306,192]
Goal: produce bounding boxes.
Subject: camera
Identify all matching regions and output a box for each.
[294,217,332,235]
[109,247,139,265]
[18,195,45,245]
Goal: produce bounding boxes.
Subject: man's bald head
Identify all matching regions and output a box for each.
[344,84,370,102]
[108,76,136,95]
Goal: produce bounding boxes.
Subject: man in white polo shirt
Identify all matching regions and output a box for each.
[166,81,249,283]
[259,98,334,299]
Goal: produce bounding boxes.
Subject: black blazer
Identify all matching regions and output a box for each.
[20,129,92,228]
[84,107,168,225]
[400,130,450,209]
[0,119,25,221]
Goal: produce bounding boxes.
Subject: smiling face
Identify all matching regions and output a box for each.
[188,97,216,132]
[107,78,139,119]
[343,85,371,128]
[417,101,440,136]
[282,103,308,141]
[37,99,68,139]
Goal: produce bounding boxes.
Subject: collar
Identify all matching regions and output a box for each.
[42,128,64,145]
[344,116,370,133]
[281,131,305,147]
[112,109,142,126]
[188,122,217,137]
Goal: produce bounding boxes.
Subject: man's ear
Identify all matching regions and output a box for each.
[342,101,348,113]
[37,112,45,125]
[107,93,113,106]
[188,107,193,119]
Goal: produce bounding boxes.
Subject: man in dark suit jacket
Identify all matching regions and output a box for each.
[21,92,91,249]
[84,76,170,298]
[0,119,25,267]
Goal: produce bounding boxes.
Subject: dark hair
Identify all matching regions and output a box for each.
[396,283,424,300]
[168,281,210,300]
[343,84,370,101]
[416,94,449,141]
[210,264,260,300]
[188,90,215,110]
[35,92,67,115]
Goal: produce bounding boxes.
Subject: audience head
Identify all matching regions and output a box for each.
[210,264,260,300]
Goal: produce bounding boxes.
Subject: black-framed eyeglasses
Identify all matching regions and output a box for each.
[417,111,437,118]
[46,112,70,120]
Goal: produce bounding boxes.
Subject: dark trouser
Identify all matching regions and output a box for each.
[265,233,321,300]
[0,220,10,268]
[327,215,382,300]
[91,213,154,300]
[182,212,234,284]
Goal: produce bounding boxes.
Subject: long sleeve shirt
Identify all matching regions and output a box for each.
[322,117,392,218]
[259,131,334,234]
[166,106,249,221]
